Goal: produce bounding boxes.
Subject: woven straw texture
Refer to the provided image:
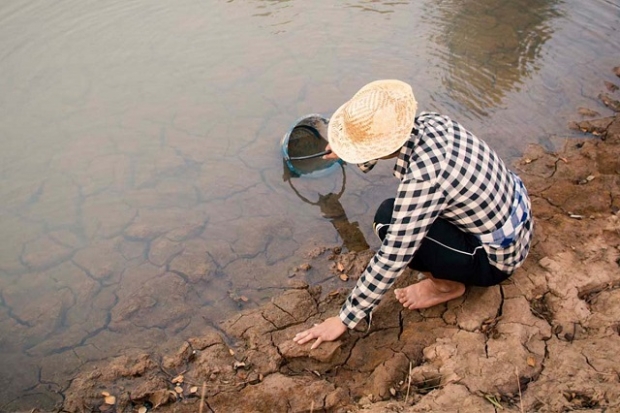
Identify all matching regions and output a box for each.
[328,80,417,164]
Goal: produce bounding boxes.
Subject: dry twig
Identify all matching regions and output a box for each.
[199,381,207,413]
[516,367,524,413]
[405,362,413,404]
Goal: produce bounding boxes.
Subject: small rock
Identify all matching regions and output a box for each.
[578,107,600,117]
[339,274,349,282]
[247,371,261,384]
[599,93,620,112]
[233,361,247,370]
[359,396,372,406]
[605,81,619,92]
[138,407,148,413]
[298,263,311,271]
[104,395,116,405]
[287,279,309,289]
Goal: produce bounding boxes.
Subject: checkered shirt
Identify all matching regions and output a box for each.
[340,112,533,328]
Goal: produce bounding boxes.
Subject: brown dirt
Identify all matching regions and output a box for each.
[55,76,620,413]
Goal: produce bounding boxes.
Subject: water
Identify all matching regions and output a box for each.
[0,0,618,409]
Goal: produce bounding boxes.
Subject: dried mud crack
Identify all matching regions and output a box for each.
[55,72,620,412]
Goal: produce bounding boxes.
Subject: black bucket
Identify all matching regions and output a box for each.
[281,114,341,177]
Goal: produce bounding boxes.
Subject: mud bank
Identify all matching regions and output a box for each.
[56,73,620,413]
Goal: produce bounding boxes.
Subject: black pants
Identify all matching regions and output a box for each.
[374,198,511,287]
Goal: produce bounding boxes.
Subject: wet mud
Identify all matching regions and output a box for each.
[20,71,620,412]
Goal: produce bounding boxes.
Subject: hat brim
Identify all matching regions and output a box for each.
[327,80,417,164]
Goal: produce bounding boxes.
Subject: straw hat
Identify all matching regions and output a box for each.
[328,80,417,164]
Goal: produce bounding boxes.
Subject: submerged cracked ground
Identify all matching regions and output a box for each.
[39,72,620,412]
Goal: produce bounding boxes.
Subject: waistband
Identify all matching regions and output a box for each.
[477,173,530,248]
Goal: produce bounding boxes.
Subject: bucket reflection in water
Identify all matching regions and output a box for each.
[283,162,369,253]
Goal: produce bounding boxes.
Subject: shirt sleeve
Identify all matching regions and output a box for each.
[339,177,448,328]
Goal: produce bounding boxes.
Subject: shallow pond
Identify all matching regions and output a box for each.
[0,0,619,409]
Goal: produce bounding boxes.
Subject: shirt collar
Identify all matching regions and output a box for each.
[393,127,420,180]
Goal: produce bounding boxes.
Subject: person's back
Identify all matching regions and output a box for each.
[406,112,532,273]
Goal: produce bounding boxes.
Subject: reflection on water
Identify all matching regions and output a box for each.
[285,164,370,252]
[430,0,562,116]
[343,0,405,15]
[0,0,618,409]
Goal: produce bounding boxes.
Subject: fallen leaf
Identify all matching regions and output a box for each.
[527,356,536,367]
[175,386,183,394]
[190,386,198,394]
[171,374,184,384]
[239,295,249,302]
[101,391,110,397]
[336,262,345,272]
[339,274,349,281]
[228,348,235,356]
[104,395,116,405]
[328,290,339,297]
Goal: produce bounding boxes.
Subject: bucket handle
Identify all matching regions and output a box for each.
[288,149,332,161]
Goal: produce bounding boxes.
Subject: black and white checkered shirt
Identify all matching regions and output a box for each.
[340,112,533,328]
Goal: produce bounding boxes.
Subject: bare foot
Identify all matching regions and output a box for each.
[394,278,465,310]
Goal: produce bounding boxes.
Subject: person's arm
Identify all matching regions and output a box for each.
[293,177,447,349]
[339,177,447,328]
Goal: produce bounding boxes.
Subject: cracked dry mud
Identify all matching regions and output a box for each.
[45,82,620,412]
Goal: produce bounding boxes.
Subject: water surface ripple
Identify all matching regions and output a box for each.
[0,0,618,409]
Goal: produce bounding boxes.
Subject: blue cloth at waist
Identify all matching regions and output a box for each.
[477,173,530,248]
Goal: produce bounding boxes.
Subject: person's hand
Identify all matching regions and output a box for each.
[293,316,347,349]
[322,144,340,160]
